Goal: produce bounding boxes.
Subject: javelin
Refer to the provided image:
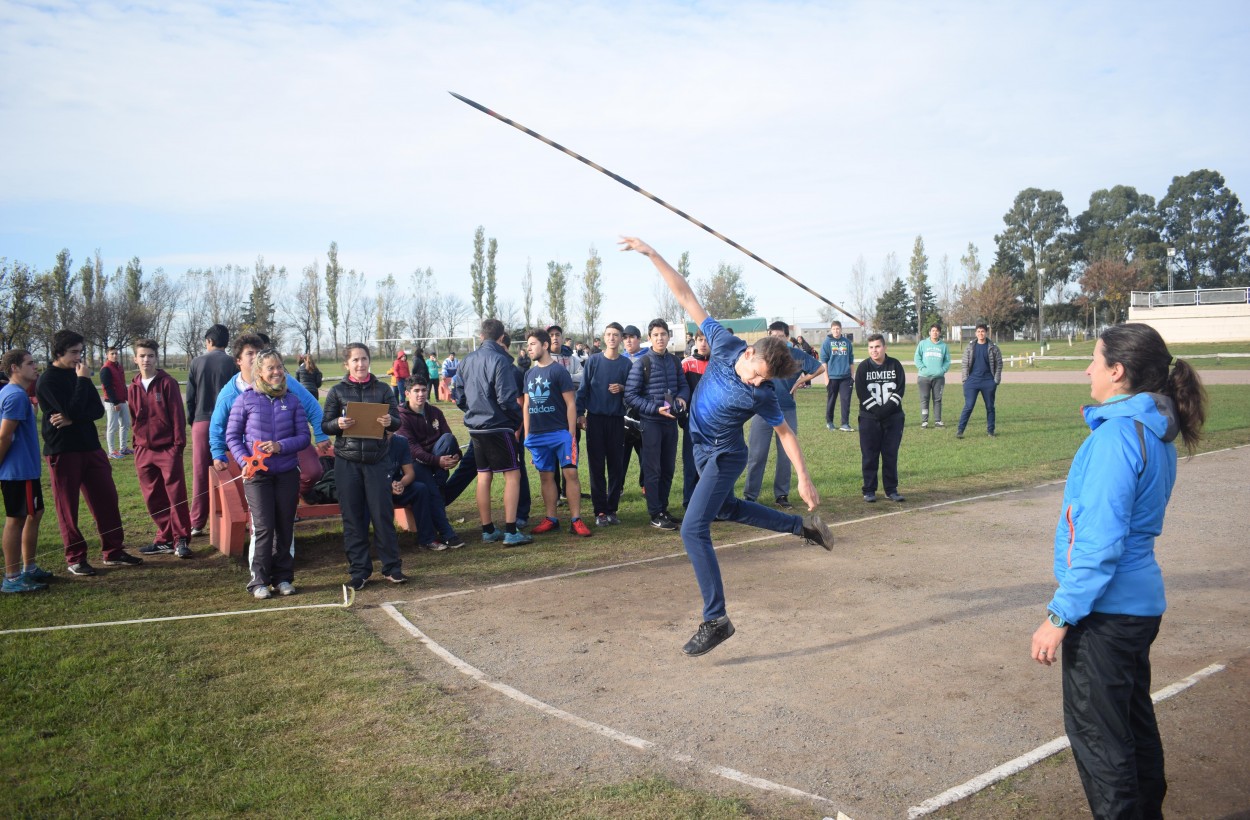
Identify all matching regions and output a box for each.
[449,91,863,326]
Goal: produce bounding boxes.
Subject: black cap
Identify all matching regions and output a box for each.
[623,325,642,338]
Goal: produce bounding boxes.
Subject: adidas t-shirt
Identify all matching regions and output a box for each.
[525,362,575,435]
[688,317,783,451]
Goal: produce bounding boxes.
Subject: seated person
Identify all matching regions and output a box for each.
[395,383,464,548]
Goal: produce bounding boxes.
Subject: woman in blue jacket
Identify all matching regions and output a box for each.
[1031,323,1206,820]
[227,350,310,599]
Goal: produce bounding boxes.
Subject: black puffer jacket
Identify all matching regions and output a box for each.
[321,374,399,464]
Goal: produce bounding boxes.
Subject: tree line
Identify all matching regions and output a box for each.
[860,168,1249,340]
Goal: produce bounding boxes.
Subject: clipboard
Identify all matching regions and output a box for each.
[343,402,392,439]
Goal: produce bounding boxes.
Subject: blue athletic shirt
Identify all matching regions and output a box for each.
[0,383,41,480]
[689,317,783,451]
[525,362,574,435]
[775,345,821,412]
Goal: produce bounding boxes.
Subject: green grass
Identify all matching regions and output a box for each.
[3,385,1249,817]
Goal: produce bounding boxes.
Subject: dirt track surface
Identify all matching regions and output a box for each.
[369,446,1250,819]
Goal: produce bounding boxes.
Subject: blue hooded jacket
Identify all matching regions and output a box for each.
[1048,392,1179,624]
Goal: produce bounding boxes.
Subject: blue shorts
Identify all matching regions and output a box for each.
[525,429,577,473]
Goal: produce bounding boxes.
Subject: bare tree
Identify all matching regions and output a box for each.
[0,258,38,352]
[521,259,534,328]
[435,292,472,339]
[375,273,408,356]
[339,269,368,344]
[936,254,956,327]
[144,269,183,360]
[580,245,603,342]
[654,250,688,325]
[175,270,211,363]
[199,263,249,334]
[408,266,437,343]
[496,299,522,332]
[849,254,875,333]
[282,261,324,356]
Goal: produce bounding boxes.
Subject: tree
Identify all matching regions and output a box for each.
[935,254,957,326]
[435,293,472,338]
[408,266,437,344]
[908,235,929,336]
[545,260,570,328]
[470,226,486,321]
[124,256,143,304]
[521,260,534,328]
[580,245,603,342]
[849,254,874,333]
[241,255,282,343]
[874,278,912,336]
[36,249,79,356]
[375,274,408,356]
[696,262,755,319]
[993,188,1072,307]
[326,242,342,354]
[282,261,323,355]
[1081,259,1150,324]
[339,269,369,345]
[0,258,38,352]
[1159,169,1249,288]
[485,237,498,320]
[964,274,1020,338]
[655,251,688,325]
[144,270,182,359]
[1072,186,1164,287]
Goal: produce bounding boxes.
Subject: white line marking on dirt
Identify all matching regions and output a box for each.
[906,662,1228,818]
[380,603,838,807]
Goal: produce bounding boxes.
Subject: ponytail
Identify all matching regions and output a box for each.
[1166,357,1206,454]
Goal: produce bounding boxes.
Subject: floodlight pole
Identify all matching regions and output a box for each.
[1037,266,1046,344]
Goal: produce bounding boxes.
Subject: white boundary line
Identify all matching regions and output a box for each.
[906,662,1228,818]
[0,586,356,636]
[380,603,838,808]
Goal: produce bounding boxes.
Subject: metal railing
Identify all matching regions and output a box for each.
[1131,288,1250,308]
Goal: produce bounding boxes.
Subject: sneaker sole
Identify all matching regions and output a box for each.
[805,516,835,551]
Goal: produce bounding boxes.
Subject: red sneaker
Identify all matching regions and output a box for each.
[570,518,593,537]
[530,517,559,534]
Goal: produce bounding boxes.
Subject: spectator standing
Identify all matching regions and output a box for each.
[390,350,411,399]
[296,354,323,397]
[956,323,1003,438]
[855,334,906,503]
[576,322,632,526]
[425,354,440,389]
[226,349,310,598]
[129,339,192,559]
[1,350,51,592]
[679,330,709,509]
[322,343,406,589]
[524,329,592,537]
[440,352,458,403]
[914,323,951,428]
[37,330,140,575]
[457,320,532,547]
[744,321,825,509]
[100,346,132,458]
[626,318,690,530]
[819,320,855,431]
[186,324,238,537]
[620,324,647,492]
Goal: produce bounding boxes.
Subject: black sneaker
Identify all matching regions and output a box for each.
[605,513,620,525]
[595,513,611,527]
[174,538,193,559]
[140,541,173,555]
[801,513,834,551]
[863,493,878,503]
[662,511,683,525]
[384,571,408,584]
[682,616,736,656]
[102,551,143,566]
[348,577,368,591]
[650,514,678,531]
[887,492,906,503]
[67,561,98,576]
[775,496,794,510]
[442,534,465,549]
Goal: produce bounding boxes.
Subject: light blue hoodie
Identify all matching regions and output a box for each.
[1048,392,1179,624]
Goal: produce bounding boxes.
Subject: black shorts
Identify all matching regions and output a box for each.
[469,431,521,473]
[1,479,44,519]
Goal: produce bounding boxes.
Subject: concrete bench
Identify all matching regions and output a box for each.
[207,461,416,558]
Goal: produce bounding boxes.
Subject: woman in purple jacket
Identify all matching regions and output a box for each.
[227,350,310,599]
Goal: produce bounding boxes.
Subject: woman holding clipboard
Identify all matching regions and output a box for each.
[322,343,405,590]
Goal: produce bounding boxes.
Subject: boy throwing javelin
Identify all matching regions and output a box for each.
[620,236,834,656]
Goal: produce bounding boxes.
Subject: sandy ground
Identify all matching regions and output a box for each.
[363,445,1250,820]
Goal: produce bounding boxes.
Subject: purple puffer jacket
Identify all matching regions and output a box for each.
[225,387,310,474]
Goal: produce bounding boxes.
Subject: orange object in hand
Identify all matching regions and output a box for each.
[241,440,272,479]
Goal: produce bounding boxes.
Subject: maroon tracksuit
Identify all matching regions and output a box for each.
[36,364,126,564]
[129,370,191,543]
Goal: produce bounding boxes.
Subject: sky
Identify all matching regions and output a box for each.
[3,0,1249,336]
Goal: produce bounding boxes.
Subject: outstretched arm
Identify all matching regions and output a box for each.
[619,237,708,326]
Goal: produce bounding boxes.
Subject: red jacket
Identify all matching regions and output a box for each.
[101,361,127,404]
[128,370,186,450]
[393,355,411,380]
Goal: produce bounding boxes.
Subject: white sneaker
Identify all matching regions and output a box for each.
[252,586,272,599]
[934,421,945,428]
[277,581,296,596]
[921,420,929,428]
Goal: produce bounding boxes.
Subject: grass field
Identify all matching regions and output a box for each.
[3,383,1249,817]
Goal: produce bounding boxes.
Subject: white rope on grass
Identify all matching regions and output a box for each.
[906,662,1228,818]
[380,603,840,808]
[0,585,356,636]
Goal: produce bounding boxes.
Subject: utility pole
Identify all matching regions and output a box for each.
[1037,266,1046,344]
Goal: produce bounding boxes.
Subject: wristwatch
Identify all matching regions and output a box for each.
[1047,611,1068,628]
